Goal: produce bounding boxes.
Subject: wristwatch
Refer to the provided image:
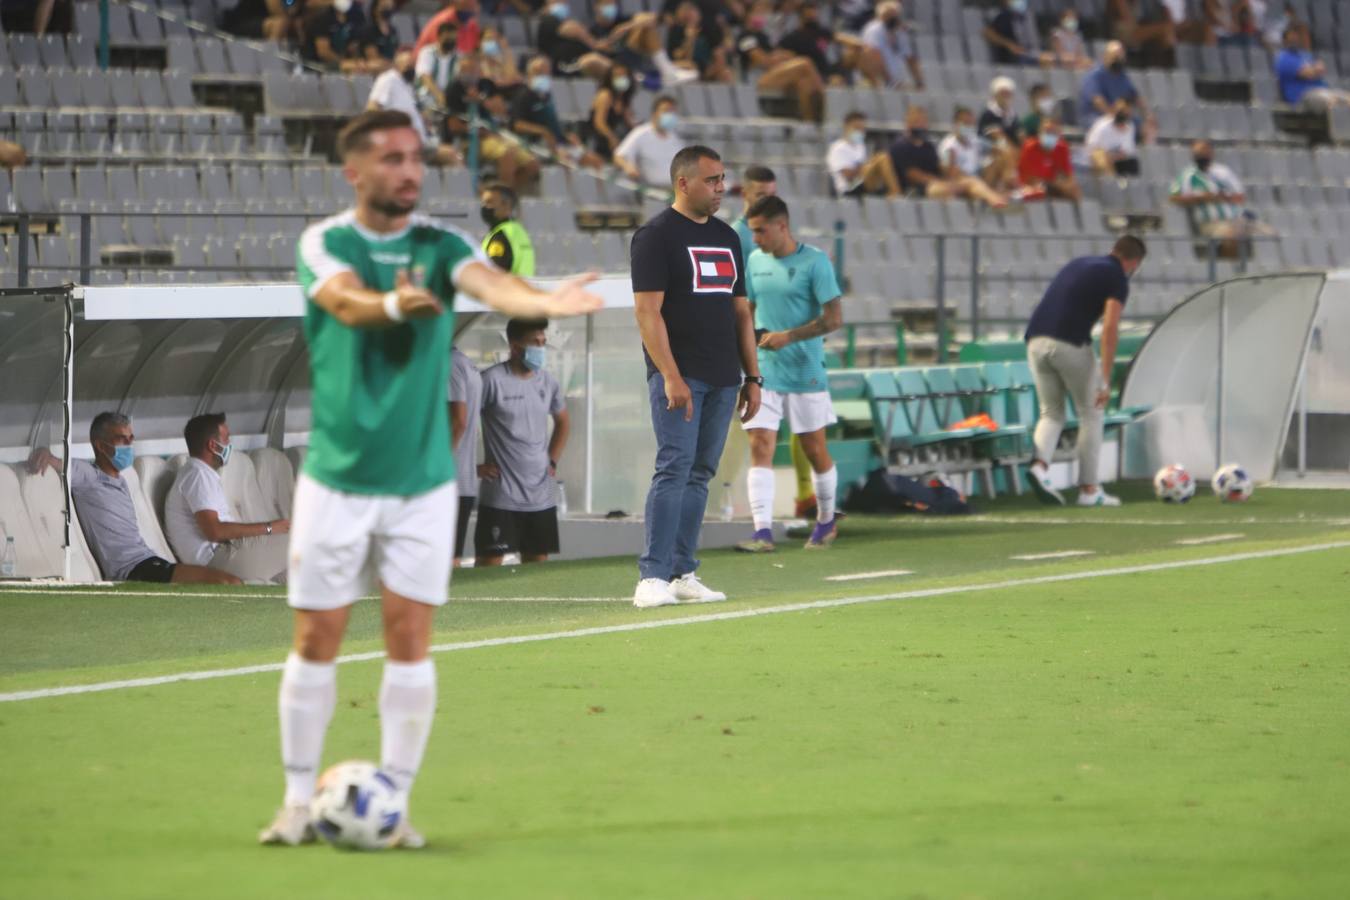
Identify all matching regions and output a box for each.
[265,522,273,535]
[743,375,764,387]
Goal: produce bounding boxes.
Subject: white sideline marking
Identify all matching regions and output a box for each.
[2,540,1348,705]
[1176,533,1245,546]
[903,516,1350,527]
[1010,550,1096,561]
[0,589,624,604]
[824,570,915,582]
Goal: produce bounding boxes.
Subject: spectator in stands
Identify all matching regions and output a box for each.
[1169,139,1277,246]
[1019,118,1081,201]
[984,0,1050,67]
[474,318,569,567]
[367,49,464,166]
[536,0,617,79]
[27,414,239,585]
[860,1,924,89]
[1079,41,1156,139]
[588,63,638,159]
[1086,99,1141,176]
[778,2,887,88]
[0,139,26,171]
[736,0,826,123]
[305,0,368,72]
[659,0,738,63]
[479,25,522,88]
[733,165,776,266]
[978,77,1025,149]
[511,57,603,168]
[1021,82,1058,136]
[416,20,460,115]
[889,106,1009,209]
[1264,3,1300,50]
[828,111,902,199]
[1276,23,1350,109]
[591,3,665,76]
[1212,0,1263,48]
[481,183,536,276]
[615,95,684,188]
[449,346,482,567]
[445,53,540,191]
[219,0,295,43]
[941,106,1017,195]
[360,0,399,70]
[414,0,481,57]
[666,1,735,83]
[1049,7,1092,69]
[164,413,291,585]
[1107,0,1177,66]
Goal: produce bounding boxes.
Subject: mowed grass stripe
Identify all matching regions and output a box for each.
[3,539,1346,705]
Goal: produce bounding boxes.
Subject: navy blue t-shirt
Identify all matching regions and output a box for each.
[888,136,941,194]
[1025,255,1130,347]
[630,207,747,388]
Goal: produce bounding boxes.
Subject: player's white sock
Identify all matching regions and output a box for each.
[812,466,838,524]
[747,466,775,532]
[278,652,337,807]
[379,659,437,795]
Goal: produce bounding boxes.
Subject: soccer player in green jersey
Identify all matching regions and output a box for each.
[735,195,844,552]
[260,109,602,848]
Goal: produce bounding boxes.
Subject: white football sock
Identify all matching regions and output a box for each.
[812,465,838,524]
[747,466,775,532]
[278,652,337,807]
[379,659,437,796]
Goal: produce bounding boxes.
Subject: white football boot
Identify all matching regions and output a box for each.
[633,578,678,608]
[258,803,315,846]
[671,573,727,603]
[1076,489,1122,507]
[390,820,426,850]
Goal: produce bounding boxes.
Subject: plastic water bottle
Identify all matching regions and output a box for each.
[557,481,568,518]
[1,537,16,577]
[720,482,734,522]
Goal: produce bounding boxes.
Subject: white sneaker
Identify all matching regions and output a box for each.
[259,803,315,846]
[1026,463,1065,506]
[633,578,678,608]
[653,50,700,85]
[1077,489,1122,507]
[390,820,426,850]
[671,573,727,603]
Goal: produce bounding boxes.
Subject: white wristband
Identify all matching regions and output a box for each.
[382,290,405,323]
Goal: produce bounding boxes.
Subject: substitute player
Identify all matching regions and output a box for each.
[259,109,602,848]
[735,196,844,551]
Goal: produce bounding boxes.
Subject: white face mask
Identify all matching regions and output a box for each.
[332,0,353,13]
[612,75,631,92]
[1037,97,1056,115]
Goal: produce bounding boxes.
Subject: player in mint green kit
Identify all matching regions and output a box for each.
[736,195,844,551]
[260,110,602,849]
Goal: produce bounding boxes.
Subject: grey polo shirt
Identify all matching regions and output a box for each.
[69,459,158,580]
[478,361,564,513]
[449,348,483,499]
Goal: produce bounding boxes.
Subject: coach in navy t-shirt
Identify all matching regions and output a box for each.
[629,144,761,609]
[1023,236,1146,509]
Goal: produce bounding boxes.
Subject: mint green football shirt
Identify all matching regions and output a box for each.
[745,242,842,394]
[296,211,485,496]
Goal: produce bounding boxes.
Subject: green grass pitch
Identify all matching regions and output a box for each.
[2,485,1348,899]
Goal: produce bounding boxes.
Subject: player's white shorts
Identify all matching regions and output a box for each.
[287,473,457,610]
[742,389,838,435]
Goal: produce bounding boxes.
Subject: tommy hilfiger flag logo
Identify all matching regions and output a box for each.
[687,246,737,294]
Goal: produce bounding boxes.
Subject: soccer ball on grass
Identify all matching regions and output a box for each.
[1153,464,1196,503]
[1211,463,1254,502]
[309,760,406,850]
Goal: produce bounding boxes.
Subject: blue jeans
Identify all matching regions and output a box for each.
[639,373,738,581]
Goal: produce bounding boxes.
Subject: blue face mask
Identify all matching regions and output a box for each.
[600,2,618,19]
[1040,132,1058,150]
[109,444,135,472]
[213,440,233,467]
[530,74,552,95]
[658,110,679,132]
[549,2,569,19]
[481,39,500,57]
[1009,0,1027,13]
[523,346,547,372]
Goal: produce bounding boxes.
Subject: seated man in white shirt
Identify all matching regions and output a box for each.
[165,412,291,585]
[938,105,1017,193]
[1085,99,1140,177]
[614,94,685,188]
[859,1,924,88]
[826,111,900,198]
[367,49,462,167]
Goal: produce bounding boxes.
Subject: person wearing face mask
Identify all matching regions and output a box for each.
[1085,99,1140,176]
[983,0,1050,67]
[415,20,459,115]
[860,1,924,89]
[588,62,638,158]
[779,1,886,87]
[665,0,735,82]
[1024,236,1148,508]
[614,95,685,187]
[1169,139,1276,249]
[536,0,621,80]
[1021,83,1059,136]
[477,26,521,87]
[590,2,664,79]
[1017,117,1081,201]
[1050,7,1092,70]
[480,183,535,277]
[26,413,239,585]
[366,49,464,167]
[889,105,1010,208]
[977,76,1025,149]
[474,318,568,567]
[358,0,399,70]
[164,413,291,585]
[827,111,902,198]
[510,55,602,168]
[413,0,480,59]
[304,0,367,71]
[1079,41,1153,135]
[736,0,826,122]
[1106,0,1176,68]
[937,106,987,183]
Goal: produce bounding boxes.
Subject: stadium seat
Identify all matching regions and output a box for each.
[0,463,62,578]
[133,454,181,530]
[16,464,100,581]
[250,448,295,519]
[119,464,177,563]
[284,446,307,480]
[219,450,272,523]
